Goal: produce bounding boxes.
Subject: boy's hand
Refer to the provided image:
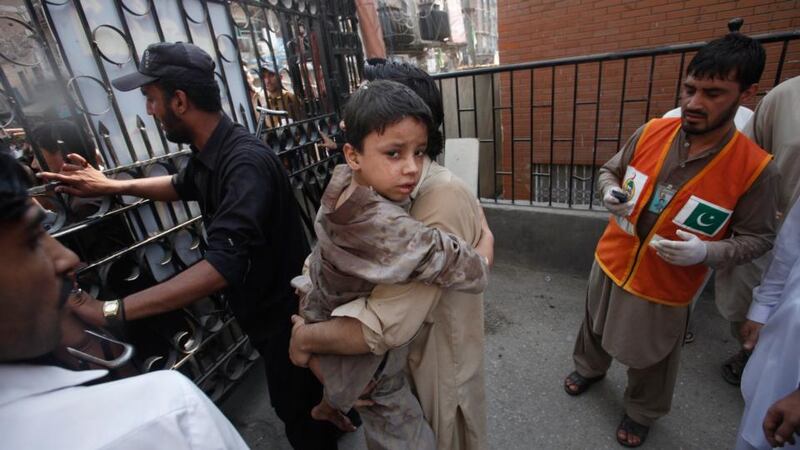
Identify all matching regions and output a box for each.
[353,380,376,408]
[289,315,312,367]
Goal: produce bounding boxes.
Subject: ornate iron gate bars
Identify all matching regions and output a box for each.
[0,0,363,402]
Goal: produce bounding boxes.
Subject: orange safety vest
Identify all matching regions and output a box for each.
[595,117,771,306]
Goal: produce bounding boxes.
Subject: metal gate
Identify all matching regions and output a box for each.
[0,0,363,401]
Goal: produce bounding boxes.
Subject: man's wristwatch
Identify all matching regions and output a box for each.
[102,299,125,328]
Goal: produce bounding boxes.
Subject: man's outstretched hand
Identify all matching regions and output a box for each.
[764,389,800,447]
[38,153,116,197]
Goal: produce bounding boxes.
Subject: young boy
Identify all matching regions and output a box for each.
[296,80,491,448]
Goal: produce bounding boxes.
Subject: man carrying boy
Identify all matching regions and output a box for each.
[290,62,493,450]
[295,79,491,449]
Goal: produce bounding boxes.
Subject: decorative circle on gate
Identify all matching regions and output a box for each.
[120,0,150,16]
[0,92,15,129]
[0,17,44,67]
[181,0,207,24]
[267,10,281,33]
[67,75,112,116]
[308,1,318,14]
[297,0,306,12]
[215,72,229,104]
[93,25,133,66]
[230,2,249,29]
[216,34,237,63]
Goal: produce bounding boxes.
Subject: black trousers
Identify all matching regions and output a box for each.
[257,324,339,450]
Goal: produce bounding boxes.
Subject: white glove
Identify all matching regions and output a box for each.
[651,229,707,266]
[603,186,634,217]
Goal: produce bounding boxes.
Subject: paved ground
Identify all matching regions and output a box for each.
[220,257,744,449]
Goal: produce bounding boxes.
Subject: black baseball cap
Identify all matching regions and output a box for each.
[259,60,277,75]
[112,42,215,92]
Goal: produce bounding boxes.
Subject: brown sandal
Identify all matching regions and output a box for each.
[563,371,605,396]
[616,414,649,447]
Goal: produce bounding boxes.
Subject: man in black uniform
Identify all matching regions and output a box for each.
[39,42,338,449]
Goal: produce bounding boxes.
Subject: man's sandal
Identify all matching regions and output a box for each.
[721,349,750,386]
[616,414,650,448]
[563,371,605,396]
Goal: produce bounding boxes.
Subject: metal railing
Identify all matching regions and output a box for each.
[433,23,800,208]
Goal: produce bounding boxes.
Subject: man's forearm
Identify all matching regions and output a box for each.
[113,175,180,202]
[123,260,228,320]
[297,317,371,355]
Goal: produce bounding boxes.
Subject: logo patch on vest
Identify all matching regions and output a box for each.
[622,165,648,206]
[672,195,732,237]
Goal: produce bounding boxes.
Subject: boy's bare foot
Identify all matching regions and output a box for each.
[311,399,357,432]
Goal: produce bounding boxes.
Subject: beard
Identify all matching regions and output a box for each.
[681,100,739,136]
[160,108,192,144]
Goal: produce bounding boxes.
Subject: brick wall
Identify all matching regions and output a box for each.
[490,0,800,203]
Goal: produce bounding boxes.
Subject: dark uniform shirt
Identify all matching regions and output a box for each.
[172,115,309,345]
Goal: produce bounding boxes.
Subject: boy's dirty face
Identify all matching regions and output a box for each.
[349,116,428,202]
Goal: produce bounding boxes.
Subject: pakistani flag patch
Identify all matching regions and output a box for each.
[672,195,733,237]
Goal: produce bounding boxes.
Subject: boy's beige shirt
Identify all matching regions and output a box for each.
[332,159,488,450]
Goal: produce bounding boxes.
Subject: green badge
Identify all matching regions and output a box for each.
[673,196,732,237]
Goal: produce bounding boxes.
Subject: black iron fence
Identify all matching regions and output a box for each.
[432,24,800,208]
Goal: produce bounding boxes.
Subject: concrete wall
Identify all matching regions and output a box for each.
[484,203,609,276]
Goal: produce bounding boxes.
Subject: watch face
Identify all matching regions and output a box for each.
[103,300,119,317]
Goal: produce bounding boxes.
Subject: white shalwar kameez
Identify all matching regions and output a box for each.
[736,199,800,450]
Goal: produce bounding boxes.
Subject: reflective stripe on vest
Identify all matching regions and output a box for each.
[595,117,771,306]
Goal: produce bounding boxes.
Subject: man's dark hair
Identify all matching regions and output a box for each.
[343,80,434,153]
[31,120,97,168]
[686,32,766,91]
[363,61,444,159]
[157,78,222,113]
[0,152,31,223]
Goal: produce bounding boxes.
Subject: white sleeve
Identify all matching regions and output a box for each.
[175,375,249,450]
[748,200,800,324]
[101,371,249,450]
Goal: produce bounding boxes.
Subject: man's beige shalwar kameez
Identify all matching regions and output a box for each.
[715,76,800,327]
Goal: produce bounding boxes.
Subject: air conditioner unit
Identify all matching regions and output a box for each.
[419,2,450,42]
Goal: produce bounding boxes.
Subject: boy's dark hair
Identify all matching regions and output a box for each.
[344,80,434,153]
[157,78,222,113]
[686,32,766,91]
[31,120,97,168]
[363,61,444,159]
[0,152,31,223]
